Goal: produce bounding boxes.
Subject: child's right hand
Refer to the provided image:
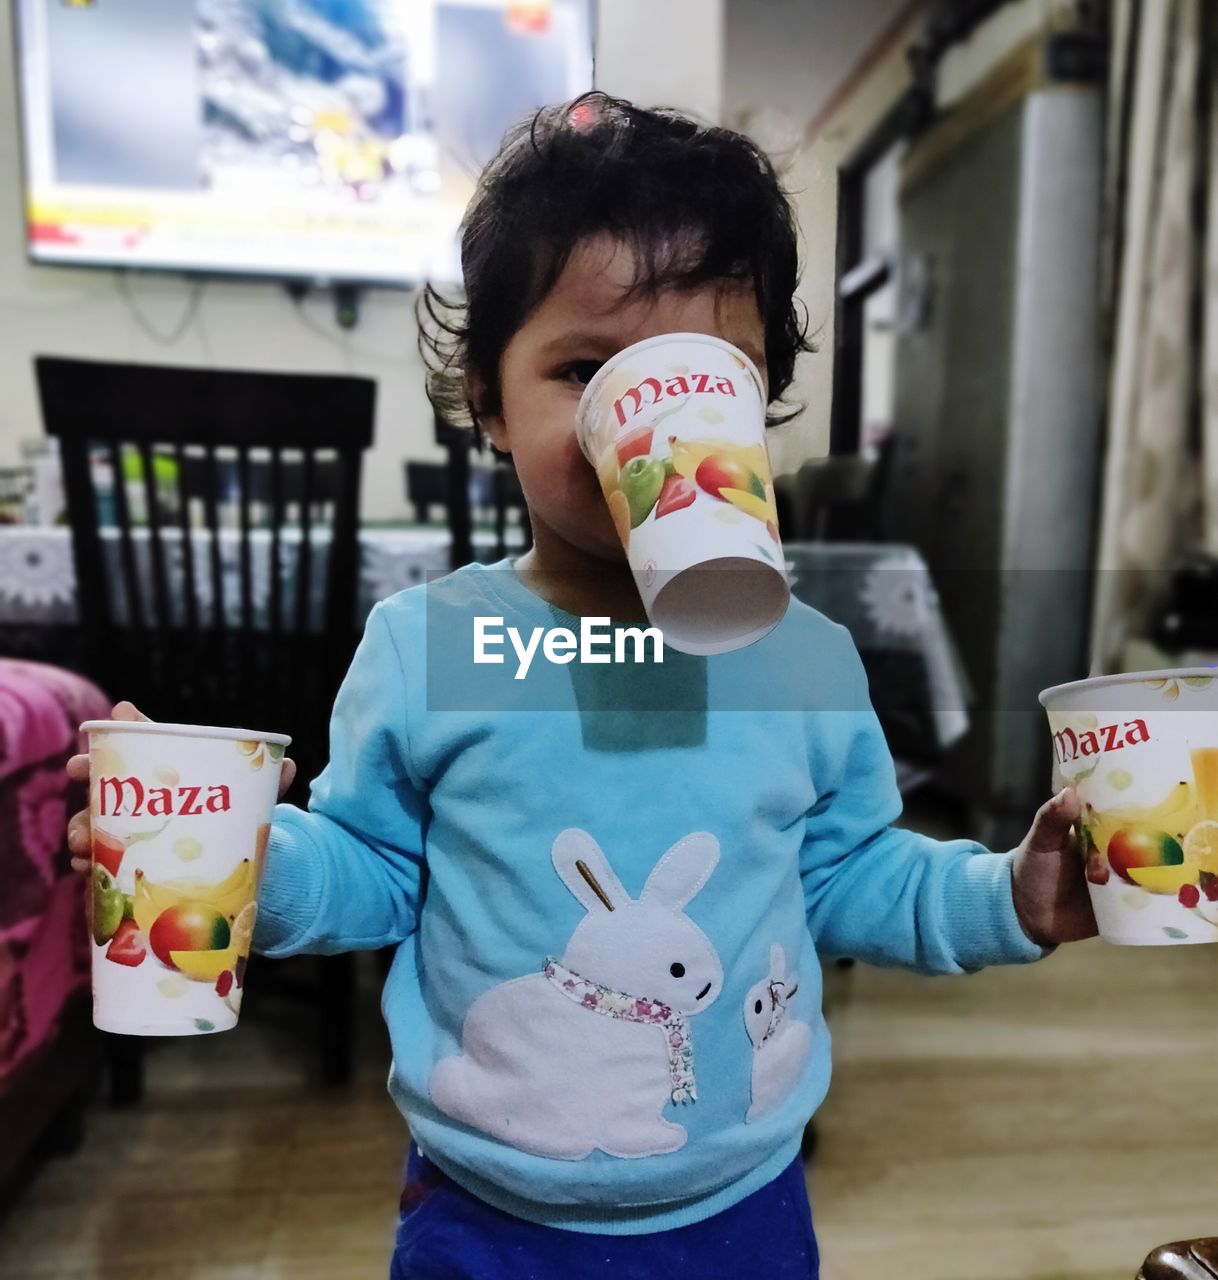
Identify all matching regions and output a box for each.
[66,701,298,875]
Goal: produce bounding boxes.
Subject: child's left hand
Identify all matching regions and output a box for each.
[1011,787,1097,948]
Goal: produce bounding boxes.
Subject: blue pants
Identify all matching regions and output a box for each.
[390,1144,819,1279]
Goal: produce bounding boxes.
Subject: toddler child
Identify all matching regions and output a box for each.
[70,93,1092,1279]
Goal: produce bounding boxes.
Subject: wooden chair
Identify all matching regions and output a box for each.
[774,454,878,543]
[487,458,531,561]
[404,461,451,526]
[174,451,348,528]
[405,424,532,569]
[36,355,375,1095]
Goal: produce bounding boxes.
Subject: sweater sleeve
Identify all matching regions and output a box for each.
[800,625,1049,974]
[252,602,428,957]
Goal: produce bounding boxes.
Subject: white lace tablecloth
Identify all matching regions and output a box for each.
[0,525,479,629]
[783,543,971,756]
[0,530,968,756]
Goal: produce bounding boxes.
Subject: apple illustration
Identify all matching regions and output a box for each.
[656,474,696,518]
[91,865,125,945]
[695,454,765,501]
[620,456,666,527]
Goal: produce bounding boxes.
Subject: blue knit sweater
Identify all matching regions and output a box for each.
[253,560,1046,1233]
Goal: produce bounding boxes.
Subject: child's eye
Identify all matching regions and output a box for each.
[557,360,603,387]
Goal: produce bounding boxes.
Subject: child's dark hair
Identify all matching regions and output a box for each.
[418,92,812,438]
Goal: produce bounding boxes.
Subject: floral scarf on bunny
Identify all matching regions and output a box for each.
[759,978,798,1047]
[543,958,698,1104]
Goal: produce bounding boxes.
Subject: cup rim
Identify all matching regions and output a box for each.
[1038,667,1218,706]
[80,720,291,747]
[575,332,766,461]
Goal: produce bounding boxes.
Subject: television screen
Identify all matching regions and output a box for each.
[14,0,595,287]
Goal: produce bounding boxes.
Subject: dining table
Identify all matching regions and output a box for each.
[0,523,493,628]
[0,526,969,775]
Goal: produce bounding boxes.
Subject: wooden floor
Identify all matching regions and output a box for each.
[0,959,407,1280]
[812,939,1218,1279]
[4,939,1218,1278]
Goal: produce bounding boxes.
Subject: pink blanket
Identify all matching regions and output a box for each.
[0,659,110,1082]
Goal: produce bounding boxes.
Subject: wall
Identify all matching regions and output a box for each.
[3,0,988,501]
[720,0,1085,472]
[595,0,723,126]
[0,0,723,519]
[722,0,923,474]
[937,0,1080,109]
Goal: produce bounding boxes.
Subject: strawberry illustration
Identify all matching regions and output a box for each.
[105,919,147,968]
[655,474,695,518]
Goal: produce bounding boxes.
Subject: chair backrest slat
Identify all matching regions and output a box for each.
[269,446,284,640]
[326,451,363,652]
[173,441,199,633]
[202,444,224,633]
[36,356,374,752]
[440,423,473,570]
[107,439,145,632]
[295,450,314,636]
[238,444,254,635]
[139,440,172,635]
[61,432,112,633]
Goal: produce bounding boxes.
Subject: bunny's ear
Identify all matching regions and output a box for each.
[640,832,719,910]
[552,828,630,915]
[769,944,785,982]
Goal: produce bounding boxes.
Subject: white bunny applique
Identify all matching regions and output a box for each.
[744,944,812,1123]
[428,828,723,1160]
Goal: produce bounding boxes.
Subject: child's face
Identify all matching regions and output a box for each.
[475,235,768,565]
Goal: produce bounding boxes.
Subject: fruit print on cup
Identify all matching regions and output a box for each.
[82,720,289,1034]
[575,333,789,656]
[1040,671,1218,945]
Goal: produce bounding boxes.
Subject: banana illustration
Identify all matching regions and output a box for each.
[132,877,159,936]
[1088,781,1199,853]
[132,859,256,931]
[667,436,769,483]
[666,436,778,525]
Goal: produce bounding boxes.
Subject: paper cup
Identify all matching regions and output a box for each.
[1039,670,1218,946]
[576,333,789,655]
[81,720,289,1034]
